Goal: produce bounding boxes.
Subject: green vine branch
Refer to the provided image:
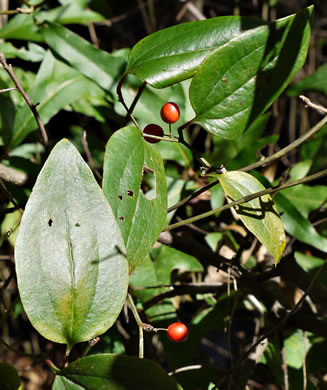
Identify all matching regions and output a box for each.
[168,103,327,213]
[164,167,327,231]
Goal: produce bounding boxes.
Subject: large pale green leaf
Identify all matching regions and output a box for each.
[127,16,264,88]
[15,139,129,349]
[103,126,167,272]
[8,51,103,148]
[216,171,286,263]
[41,22,126,91]
[190,6,313,139]
[52,354,179,390]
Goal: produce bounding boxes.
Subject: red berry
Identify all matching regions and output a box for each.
[143,124,164,144]
[160,102,180,124]
[167,322,188,343]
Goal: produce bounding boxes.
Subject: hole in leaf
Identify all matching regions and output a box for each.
[140,166,156,200]
[127,190,134,197]
[118,195,123,200]
[119,216,125,221]
[48,219,53,227]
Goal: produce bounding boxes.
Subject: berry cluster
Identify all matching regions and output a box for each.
[143,102,180,143]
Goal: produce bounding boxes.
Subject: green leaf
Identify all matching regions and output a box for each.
[274,193,327,253]
[0,14,42,42]
[15,139,129,349]
[0,42,46,62]
[216,171,286,263]
[0,362,21,390]
[52,354,179,390]
[209,112,271,167]
[130,245,203,320]
[41,22,126,91]
[281,184,327,218]
[288,63,327,96]
[103,126,167,272]
[127,16,264,88]
[190,6,313,139]
[285,330,311,369]
[9,50,103,148]
[39,3,105,25]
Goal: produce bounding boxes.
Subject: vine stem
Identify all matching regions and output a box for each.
[168,106,327,213]
[0,54,48,148]
[116,74,140,129]
[240,112,327,173]
[163,167,327,231]
[127,293,144,358]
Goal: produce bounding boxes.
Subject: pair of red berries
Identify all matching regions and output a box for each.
[143,102,180,144]
[167,322,188,343]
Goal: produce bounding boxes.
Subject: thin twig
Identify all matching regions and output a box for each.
[0,163,27,185]
[0,87,17,93]
[127,293,144,358]
[116,74,139,128]
[164,168,327,231]
[123,81,147,127]
[0,179,23,213]
[300,95,327,114]
[82,130,102,180]
[0,54,48,147]
[168,100,327,213]
[240,111,327,173]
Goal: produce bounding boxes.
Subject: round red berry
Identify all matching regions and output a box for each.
[160,102,180,124]
[167,322,188,343]
[143,124,164,144]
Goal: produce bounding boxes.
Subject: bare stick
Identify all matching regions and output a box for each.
[169,100,327,213]
[300,95,327,114]
[0,54,48,147]
[127,293,144,358]
[0,163,27,185]
[0,87,17,93]
[82,130,102,180]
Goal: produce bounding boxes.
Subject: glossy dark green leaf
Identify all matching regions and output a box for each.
[103,126,167,272]
[127,16,265,88]
[216,171,286,263]
[0,362,21,390]
[190,6,313,139]
[9,51,103,148]
[15,139,129,349]
[52,354,179,390]
[288,63,327,96]
[274,193,327,253]
[41,22,126,91]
